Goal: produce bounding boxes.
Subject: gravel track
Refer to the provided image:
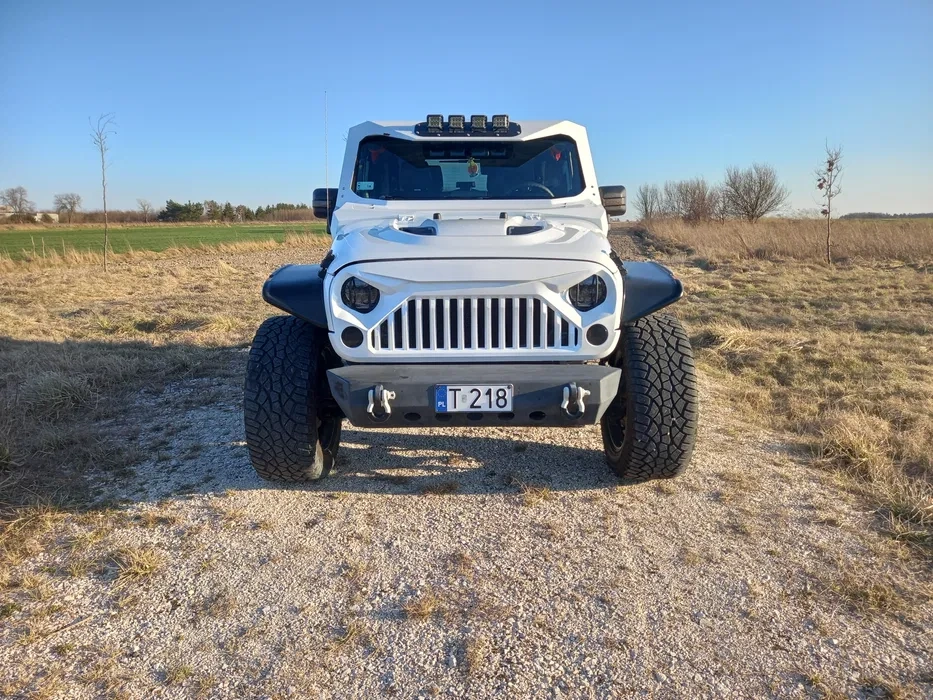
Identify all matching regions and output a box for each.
[2,363,930,699]
[2,232,930,698]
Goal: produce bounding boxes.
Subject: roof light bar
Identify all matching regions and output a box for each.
[414,114,520,136]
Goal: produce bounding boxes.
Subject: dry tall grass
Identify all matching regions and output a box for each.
[0,237,332,542]
[0,232,323,272]
[637,217,933,262]
[670,259,933,551]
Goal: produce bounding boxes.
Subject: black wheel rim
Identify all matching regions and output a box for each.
[318,415,340,453]
[605,396,626,452]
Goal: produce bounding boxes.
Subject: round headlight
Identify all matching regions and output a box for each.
[568,275,607,311]
[341,277,380,313]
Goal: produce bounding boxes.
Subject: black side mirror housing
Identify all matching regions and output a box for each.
[312,188,338,234]
[599,185,626,217]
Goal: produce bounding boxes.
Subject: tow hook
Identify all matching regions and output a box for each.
[367,384,395,422]
[561,383,591,419]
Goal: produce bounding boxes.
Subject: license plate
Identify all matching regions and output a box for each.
[435,384,513,412]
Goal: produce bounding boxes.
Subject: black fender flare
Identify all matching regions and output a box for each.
[617,260,684,325]
[262,265,329,329]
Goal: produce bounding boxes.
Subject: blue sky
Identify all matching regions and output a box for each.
[2,0,931,215]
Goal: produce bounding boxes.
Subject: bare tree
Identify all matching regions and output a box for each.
[661,181,680,218]
[1,186,35,213]
[712,185,729,223]
[721,163,789,222]
[53,193,82,223]
[137,198,153,223]
[682,178,719,223]
[816,144,843,264]
[660,178,719,224]
[634,184,663,221]
[90,113,116,271]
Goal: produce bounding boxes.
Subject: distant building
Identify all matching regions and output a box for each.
[0,206,59,222]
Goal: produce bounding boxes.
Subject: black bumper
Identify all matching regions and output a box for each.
[326,364,621,428]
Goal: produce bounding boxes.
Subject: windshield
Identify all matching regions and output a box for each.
[351,136,585,200]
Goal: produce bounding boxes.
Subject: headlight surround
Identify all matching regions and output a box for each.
[341,277,380,313]
[568,275,607,311]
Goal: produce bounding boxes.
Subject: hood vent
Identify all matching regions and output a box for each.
[398,226,437,236]
[507,225,545,236]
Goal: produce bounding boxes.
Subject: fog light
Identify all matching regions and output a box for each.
[586,324,609,345]
[568,275,607,311]
[341,326,364,348]
[341,277,380,313]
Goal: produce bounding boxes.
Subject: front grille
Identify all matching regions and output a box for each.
[369,296,580,353]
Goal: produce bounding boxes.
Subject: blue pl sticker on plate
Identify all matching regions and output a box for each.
[357,181,374,191]
[435,385,448,412]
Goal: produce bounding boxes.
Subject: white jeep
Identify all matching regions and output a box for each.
[244,115,697,482]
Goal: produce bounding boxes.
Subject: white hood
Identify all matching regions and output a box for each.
[328,209,615,271]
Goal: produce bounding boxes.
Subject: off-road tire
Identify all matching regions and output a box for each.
[244,316,341,481]
[601,313,698,481]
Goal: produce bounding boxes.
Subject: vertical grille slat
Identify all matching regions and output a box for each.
[443,297,451,350]
[511,298,520,349]
[369,295,582,354]
[400,302,410,350]
[497,298,505,349]
[485,299,493,349]
[526,297,535,350]
[539,299,547,348]
[415,299,424,350]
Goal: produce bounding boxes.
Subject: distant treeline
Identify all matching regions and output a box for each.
[50,201,320,225]
[840,212,933,219]
[157,200,315,223]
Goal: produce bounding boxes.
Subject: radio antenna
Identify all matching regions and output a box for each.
[324,90,329,224]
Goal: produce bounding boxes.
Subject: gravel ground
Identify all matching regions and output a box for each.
[2,367,931,699]
[2,232,930,698]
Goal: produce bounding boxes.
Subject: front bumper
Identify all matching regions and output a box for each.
[326,363,621,427]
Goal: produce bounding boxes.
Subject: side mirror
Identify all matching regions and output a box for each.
[312,188,338,234]
[599,185,626,217]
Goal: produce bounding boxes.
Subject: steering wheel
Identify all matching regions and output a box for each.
[507,182,555,198]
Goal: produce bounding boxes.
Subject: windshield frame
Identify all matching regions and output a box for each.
[349,135,587,202]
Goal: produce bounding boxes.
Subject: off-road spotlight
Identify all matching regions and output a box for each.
[448,114,465,132]
[470,115,487,131]
[426,114,443,133]
[492,114,509,132]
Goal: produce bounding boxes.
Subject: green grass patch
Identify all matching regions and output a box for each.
[0,223,326,259]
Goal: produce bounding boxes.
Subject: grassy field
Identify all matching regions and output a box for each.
[632,216,933,262]
[0,222,930,557]
[0,222,327,260]
[0,224,931,697]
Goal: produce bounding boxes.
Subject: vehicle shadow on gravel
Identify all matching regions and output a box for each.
[0,334,624,513]
[323,426,622,495]
[142,417,622,502]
